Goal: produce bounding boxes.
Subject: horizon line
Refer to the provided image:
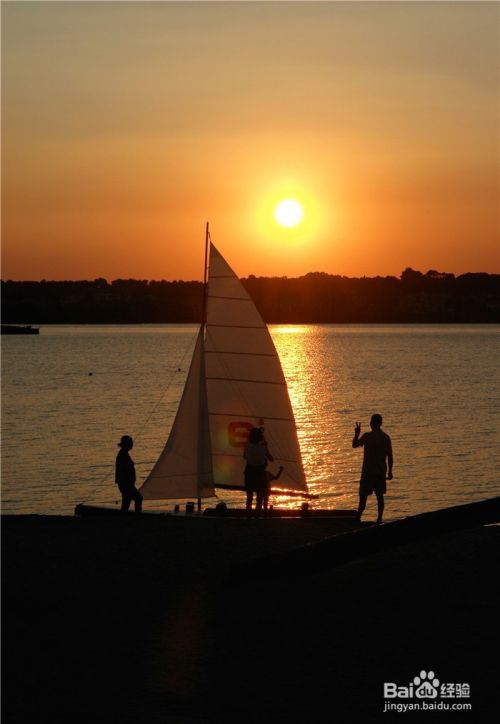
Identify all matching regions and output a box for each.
[2,268,499,284]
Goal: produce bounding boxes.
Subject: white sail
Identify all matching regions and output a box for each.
[140,241,307,500]
[140,327,214,499]
[205,243,307,493]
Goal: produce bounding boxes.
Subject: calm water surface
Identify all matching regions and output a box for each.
[2,325,499,518]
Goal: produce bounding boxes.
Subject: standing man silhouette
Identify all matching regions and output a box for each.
[243,427,274,512]
[353,414,393,524]
[115,435,142,513]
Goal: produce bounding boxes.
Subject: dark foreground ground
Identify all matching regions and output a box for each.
[3,513,499,723]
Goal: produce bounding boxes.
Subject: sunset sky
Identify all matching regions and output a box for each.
[2,1,499,281]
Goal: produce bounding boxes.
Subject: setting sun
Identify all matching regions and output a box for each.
[274,199,304,228]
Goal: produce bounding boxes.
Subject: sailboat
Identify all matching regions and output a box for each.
[139,224,309,509]
[77,224,338,518]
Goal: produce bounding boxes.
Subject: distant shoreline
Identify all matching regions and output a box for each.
[3,321,499,327]
[2,269,499,324]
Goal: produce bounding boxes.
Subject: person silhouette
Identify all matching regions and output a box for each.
[263,465,284,511]
[352,414,393,524]
[243,427,274,512]
[115,435,142,513]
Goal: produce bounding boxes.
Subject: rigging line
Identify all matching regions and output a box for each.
[80,328,199,503]
[132,332,198,445]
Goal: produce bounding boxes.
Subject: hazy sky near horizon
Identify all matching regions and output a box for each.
[2,1,499,281]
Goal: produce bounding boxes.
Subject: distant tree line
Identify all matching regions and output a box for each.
[1,269,499,324]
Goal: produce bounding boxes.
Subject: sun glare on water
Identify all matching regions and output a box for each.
[274,199,304,228]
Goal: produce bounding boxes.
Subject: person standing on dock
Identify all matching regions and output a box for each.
[115,435,142,514]
[353,414,393,524]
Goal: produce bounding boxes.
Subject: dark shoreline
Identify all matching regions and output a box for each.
[3,269,499,324]
[3,509,499,722]
[3,321,500,325]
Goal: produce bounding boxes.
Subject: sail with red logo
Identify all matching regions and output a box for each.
[140,233,307,502]
[205,243,307,495]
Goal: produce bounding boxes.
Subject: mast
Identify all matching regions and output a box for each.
[202,222,209,324]
[197,222,210,512]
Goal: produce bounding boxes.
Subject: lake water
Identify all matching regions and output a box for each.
[1,324,499,518]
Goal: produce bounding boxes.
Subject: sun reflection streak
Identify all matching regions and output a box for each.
[271,325,345,509]
[273,325,309,335]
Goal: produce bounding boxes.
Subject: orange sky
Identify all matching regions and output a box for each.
[2,1,499,281]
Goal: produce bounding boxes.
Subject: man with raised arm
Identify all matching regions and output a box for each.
[353,414,393,524]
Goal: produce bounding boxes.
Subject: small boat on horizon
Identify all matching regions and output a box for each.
[1,324,39,335]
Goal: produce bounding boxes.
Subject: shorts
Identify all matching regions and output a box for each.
[244,465,266,493]
[359,474,386,496]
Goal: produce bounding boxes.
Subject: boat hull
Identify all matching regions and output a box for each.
[74,503,357,519]
[1,324,39,335]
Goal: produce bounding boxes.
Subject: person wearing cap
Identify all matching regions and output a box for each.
[115,435,142,513]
